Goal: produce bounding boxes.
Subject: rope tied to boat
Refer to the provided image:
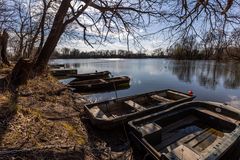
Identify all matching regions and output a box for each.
[110,73,118,100]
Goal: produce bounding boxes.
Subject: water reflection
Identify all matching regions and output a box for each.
[223,63,240,89]
[170,60,196,83]
[169,60,240,89]
[227,96,240,108]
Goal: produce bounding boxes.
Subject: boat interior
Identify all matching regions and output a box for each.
[88,90,190,119]
[131,106,240,160]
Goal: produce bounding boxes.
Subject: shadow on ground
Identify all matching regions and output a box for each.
[0,94,18,148]
[80,112,147,160]
[0,148,88,160]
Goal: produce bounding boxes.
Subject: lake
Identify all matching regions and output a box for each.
[50,59,240,108]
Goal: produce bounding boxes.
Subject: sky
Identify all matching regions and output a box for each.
[59,33,169,53]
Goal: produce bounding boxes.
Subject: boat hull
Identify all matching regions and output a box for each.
[49,64,65,69]
[69,76,130,92]
[50,69,77,78]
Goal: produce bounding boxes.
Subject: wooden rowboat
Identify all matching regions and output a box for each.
[73,83,130,94]
[50,69,77,78]
[49,64,65,69]
[128,101,240,160]
[68,76,130,92]
[69,71,111,81]
[84,89,195,129]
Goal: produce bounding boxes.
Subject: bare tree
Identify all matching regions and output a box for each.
[30,0,54,59]
[9,0,33,57]
[168,35,198,59]
[226,28,240,60]
[7,0,53,59]
[201,32,215,59]
[6,0,240,89]
[159,0,240,36]
[0,0,14,30]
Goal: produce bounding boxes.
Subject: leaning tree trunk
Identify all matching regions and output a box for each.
[33,24,66,74]
[33,0,71,74]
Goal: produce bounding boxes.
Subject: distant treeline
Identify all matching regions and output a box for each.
[51,48,167,59]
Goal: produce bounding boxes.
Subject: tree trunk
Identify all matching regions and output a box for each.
[1,30,10,66]
[33,0,71,74]
[8,58,33,91]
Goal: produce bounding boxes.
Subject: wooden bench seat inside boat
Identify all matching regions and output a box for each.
[124,100,146,111]
[196,108,240,124]
[150,94,173,103]
[169,144,201,160]
[167,90,189,99]
[90,106,108,119]
[139,122,162,136]
[99,79,107,83]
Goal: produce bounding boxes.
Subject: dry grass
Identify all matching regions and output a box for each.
[0,69,136,160]
[0,74,89,159]
[0,64,13,75]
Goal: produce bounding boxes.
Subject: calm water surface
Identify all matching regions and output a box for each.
[50,59,240,108]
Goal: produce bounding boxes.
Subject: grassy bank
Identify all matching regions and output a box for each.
[0,67,134,160]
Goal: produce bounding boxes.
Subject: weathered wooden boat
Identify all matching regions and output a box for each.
[49,64,65,69]
[50,69,77,78]
[75,83,130,94]
[68,76,130,92]
[69,71,111,81]
[84,89,195,129]
[128,101,240,160]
